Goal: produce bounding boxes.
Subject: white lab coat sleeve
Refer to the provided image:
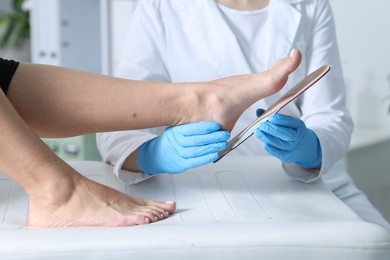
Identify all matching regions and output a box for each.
[96,131,156,184]
[96,0,170,184]
[282,0,353,183]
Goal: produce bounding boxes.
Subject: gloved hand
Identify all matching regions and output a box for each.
[254,109,322,169]
[137,121,230,174]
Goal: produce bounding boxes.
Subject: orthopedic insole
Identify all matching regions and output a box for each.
[215,64,331,162]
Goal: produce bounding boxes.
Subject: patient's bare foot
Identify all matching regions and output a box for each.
[183,49,301,131]
[27,161,176,227]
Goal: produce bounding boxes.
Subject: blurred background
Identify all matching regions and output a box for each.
[0,0,389,220]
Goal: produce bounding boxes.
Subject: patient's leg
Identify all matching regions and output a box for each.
[8,49,301,136]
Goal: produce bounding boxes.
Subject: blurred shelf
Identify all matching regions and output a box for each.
[42,134,101,161]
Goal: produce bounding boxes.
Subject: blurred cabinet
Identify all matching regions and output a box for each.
[29,0,139,73]
[30,0,101,72]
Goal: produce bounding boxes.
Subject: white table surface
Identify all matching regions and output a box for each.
[0,157,389,260]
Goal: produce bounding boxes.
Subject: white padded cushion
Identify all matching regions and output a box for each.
[0,156,389,259]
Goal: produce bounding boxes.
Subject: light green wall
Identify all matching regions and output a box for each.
[43,134,101,161]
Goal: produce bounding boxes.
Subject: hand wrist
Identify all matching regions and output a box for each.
[122,150,142,172]
[136,137,159,175]
[296,132,322,169]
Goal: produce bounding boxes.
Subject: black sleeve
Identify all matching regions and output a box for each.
[0,58,20,95]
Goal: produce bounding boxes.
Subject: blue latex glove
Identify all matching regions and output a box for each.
[137,121,230,174]
[254,109,322,169]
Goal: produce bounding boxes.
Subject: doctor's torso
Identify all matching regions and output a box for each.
[118,0,307,156]
[116,0,347,158]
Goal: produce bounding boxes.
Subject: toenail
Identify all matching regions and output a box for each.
[290,48,297,57]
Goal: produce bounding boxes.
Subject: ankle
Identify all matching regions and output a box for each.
[27,160,78,208]
[175,82,208,125]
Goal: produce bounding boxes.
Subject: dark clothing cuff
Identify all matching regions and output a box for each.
[0,58,20,95]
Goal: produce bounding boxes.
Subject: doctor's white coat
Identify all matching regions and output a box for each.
[96,0,389,228]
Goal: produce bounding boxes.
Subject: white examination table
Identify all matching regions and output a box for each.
[0,157,389,259]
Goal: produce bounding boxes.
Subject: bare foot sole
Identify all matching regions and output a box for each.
[187,49,302,131]
[27,169,176,227]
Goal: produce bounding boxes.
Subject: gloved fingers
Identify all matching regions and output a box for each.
[258,121,300,143]
[267,114,302,129]
[173,130,230,147]
[262,143,295,164]
[173,121,222,136]
[183,153,220,169]
[176,141,228,159]
[256,108,266,117]
[168,150,223,173]
[255,128,294,150]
